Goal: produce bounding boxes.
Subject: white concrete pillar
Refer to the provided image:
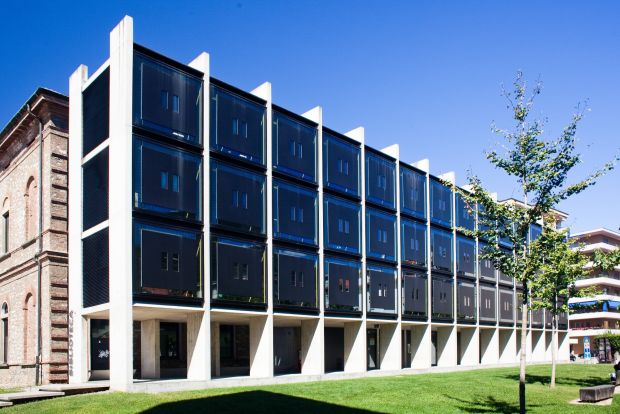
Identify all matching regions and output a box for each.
[411,324,432,369]
[210,322,220,377]
[68,64,89,384]
[301,318,324,375]
[344,321,366,373]
[379,323,401,370]
[544,331,553,361]
[108,15,135,391]
[250,316,273,378]
[459,327,479,366]
[480,328,499,365]
[498,329,517,363]
[437,326,457,367]
[187,312,210,380]
[140,320,160,379]
[557,331,570,362]
[531,330,545,362]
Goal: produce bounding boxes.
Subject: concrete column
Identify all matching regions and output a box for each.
[210,322,220,377]
[379,323,401,370]
[498,329,517,363]
[524,329,532,361]
[187,312,210,380]
[411,324,432,369]
[544,331,553,361]
[301,318,324,375]
[480,328,499,365]
[68,64,89,384]
[140,320,160,379]
[250,316,273,378]
[108,16,134,391]
[459,327,479,366]
[557,331,570,362]
[437,326,457,367]
[344,321,366,373]
[531,330,545,362]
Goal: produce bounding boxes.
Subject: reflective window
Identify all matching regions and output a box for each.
[529,224,542,244]
[457,281,476,322]
[365,152,396,209]
[499,221,514,247]
[324,257,361,312]
[211,236,265,304]
[516,290,524,323]
[83,228,109,308]
[323,195,361,254]
[455,193,475,231]
[133,222,202,300]
[272,111,317,183]
[273,248,318,309]
[366,265,397,314]
[133,52,203,145]
[479,285,496,323]
[401,219,427,268]
[210,161,265,235]
[498,247,514,285]
[133,137,202,222]
[83,148,109,231]
[456,236,476,278]
[478,241,496,282]
[323,132,360,196]
[83,68,109,156]
[531,302,544,326]
[273,180,317,246]
[431,275,453,320]
[400,167,426,219]
[402,271,427,318]
[499,289,514,324]
[365,209,396,262]
[431,227,453,273]
[430,179,452,227]
[210,84,266,165]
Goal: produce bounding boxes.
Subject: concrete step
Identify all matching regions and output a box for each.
[0,390,64,404]
[0,401,12,408]
[39,382,109,396]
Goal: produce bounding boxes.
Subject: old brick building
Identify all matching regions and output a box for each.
[0,88,69,386]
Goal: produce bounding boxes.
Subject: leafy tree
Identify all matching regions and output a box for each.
[529,226,594,388]
[459,72,617,414]
[591,248,620,273]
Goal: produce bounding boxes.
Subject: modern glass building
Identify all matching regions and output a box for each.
[67,17,570,391]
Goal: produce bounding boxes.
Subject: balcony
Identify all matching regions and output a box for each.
[273,248,318,310]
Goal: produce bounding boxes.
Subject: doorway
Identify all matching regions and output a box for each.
[367,328,378,370]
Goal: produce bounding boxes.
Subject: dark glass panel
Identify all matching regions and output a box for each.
[401,219,427,268]
[431,275,453,320]
[430,180,452,227]
[365,152,396,209]
[498,247,514,285]
[272,111,317,182]
[323,195,361,254]
[499,289,514,323]
[82,68,109,156]
[322,133,360,196]
[456,236,476,278]
[455,193,475,231]
[400,167,426,219]
[479,285,497,322]
[457,281,476,322]
[324,257,361,312]
[478,241,496,282]
[273,248,318,308]
[273,180,317,246]
[83,229,109,307]
[83,148,109,231]
[402,271,427,317]
[431,227,453,273]
[366,265,397,314]
[366,209,396,262]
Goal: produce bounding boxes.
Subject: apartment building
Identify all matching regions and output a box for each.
[0,88,69,385]
[67,16,569,391]
[569,228,620,361]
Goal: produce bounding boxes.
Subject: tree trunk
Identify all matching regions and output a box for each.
[550,314,557,388]
[519,300,528,414]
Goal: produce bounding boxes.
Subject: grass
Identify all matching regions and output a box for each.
[4,364,619,413]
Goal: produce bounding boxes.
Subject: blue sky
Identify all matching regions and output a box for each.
[0,1,618,234]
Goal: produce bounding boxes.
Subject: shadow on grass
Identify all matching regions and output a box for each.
[502,374,607,387]
[140,390,383,414]
[443,394,538,414]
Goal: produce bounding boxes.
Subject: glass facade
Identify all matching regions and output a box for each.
[83,148,109,231]
[210,161,266,235]
[498,247,514,285]
[133,52,203,145]
[455,193,475,231]
[273,248,318,309]
[479,285,497,323]
[83,228,109,308]
[529,224,542,243]
[323,132,360,197]
[400,166,426,219]
[401,219,427,268]
[273,180,317,246]
[365,152,396,209]
[431,227,453,273]
[366,265,397,315]
[211,236,266,304]
[430,179,452,227]
[457,280,476,322]
[324,257,361,313]
[210,84,266,165]
[323,195,361,254]
[431,275,453,321]
[133,221,202,300]
[133,137,202,222]
[365,208,397,262]
[402,271,427,318]
[272,110,317,183]
[499,289,515,324]
[456,236,476,278]
[478,241,496,282]
[82,68,109,156]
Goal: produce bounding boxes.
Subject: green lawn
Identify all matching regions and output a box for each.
[5,364,619,413]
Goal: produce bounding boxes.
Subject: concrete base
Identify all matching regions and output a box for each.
[579,384,615,402]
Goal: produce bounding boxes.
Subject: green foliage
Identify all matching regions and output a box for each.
[599,333,620,354]
[592,249,620,272]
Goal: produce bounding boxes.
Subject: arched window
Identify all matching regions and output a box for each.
[1,303,8,364]
[25,178,37,241]
[23,294,35,364]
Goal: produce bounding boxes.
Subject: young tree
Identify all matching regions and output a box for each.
[529,226,593,388]
[460,72,617,414]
